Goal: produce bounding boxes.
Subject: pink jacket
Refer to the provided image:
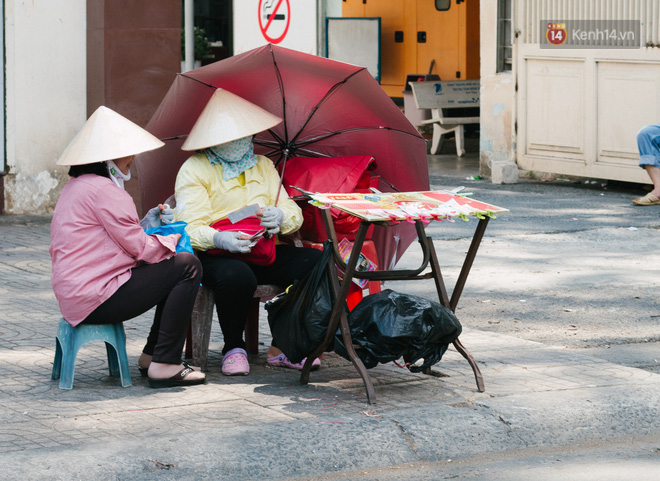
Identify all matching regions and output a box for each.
[50,174,177,326]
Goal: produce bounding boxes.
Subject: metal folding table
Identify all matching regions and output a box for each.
[300,207,491,404]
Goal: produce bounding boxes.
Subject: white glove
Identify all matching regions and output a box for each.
[140,205,163,229]
[160,205,174,225]
[140,204,173,229]
[213,231,252,254]
[260,206,284,235]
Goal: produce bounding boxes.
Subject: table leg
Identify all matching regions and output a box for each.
[426,227,486,392]
[426,235,451,308]
[450,217,489,311]
[453,338,485,392]
[300,219,377,403]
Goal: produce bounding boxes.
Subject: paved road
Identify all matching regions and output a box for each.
[1,153,659,480]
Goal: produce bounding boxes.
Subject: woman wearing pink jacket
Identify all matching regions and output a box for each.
[50,106,205,388]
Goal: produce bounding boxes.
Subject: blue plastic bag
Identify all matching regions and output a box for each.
[145,221,194,254]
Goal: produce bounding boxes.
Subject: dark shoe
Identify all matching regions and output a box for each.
[140,360,194,378]
[148,365,206,388]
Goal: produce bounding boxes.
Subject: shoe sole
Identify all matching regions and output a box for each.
[267,361,321,371]
[148,377,207,388]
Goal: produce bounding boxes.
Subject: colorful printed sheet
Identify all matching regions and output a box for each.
[309,190,508,222]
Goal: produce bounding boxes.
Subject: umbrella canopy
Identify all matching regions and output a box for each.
[137,44,429,269]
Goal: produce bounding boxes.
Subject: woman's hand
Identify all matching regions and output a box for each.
[140,203,174,229]
[159,204,174,225]
[213,231,252,253]
[259,206,284,235]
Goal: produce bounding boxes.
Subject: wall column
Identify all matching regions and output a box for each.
[87,0,181,211]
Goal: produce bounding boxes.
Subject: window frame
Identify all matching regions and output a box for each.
[497,0,513,73]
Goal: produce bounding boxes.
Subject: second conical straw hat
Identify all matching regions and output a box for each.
[181,89,282,151]
[57,106,164,166]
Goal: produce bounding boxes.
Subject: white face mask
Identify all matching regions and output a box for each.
[106,160,131,189]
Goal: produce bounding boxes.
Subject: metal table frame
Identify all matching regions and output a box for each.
[300,208,487,404]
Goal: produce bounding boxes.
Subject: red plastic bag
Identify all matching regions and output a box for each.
[283,155,378,242]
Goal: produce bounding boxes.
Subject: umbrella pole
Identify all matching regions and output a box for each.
[273,150,290,207]
[263,151,289,240]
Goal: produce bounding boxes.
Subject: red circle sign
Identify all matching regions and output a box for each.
[258,0,291,44]
[546,23,567,46]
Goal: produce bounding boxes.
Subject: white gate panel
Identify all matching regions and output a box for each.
[525,59,586,157]
[515,0,660,183]
[596,61,660,167]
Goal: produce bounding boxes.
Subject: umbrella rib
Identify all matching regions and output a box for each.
[178,73,217,90]
[258,129,286,146]
[160,135,187,141]
[295,125,424,148]
[289,69,366,147]
[268,45,290,147]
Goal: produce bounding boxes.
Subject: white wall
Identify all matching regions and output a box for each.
[4,1,87,214]
[319,0,342,56]
[233,0,318,55]
[479,1,516,179]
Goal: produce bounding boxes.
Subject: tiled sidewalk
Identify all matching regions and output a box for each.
[1,212,659,479]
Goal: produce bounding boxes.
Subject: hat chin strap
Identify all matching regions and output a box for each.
[106,160,131,189]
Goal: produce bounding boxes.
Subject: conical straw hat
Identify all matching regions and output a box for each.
[181,89,282,151]
[57,106,164,166]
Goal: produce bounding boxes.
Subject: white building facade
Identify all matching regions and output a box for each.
[1,0,341,215]
[2,1,87,214]
[4,0,660,215]
[480,0,660,184]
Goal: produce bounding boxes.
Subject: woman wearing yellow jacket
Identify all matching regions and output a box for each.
[174,89,322,376]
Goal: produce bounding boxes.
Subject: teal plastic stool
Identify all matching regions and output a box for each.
[51,318,132,389]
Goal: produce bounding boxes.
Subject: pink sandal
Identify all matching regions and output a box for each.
[267,353,321,371]
[222,348,250,376]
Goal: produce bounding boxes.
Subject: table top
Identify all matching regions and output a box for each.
[309,190,508,223]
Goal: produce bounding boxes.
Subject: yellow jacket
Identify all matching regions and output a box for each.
[174,153,303,252]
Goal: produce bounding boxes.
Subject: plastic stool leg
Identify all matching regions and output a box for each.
[106,342,120,377]
[112,323,132,387]
[58,334,77,390]
[52,337,63,380]
[53,319,132,389]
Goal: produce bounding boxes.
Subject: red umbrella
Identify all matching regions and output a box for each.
[137,44,429,270]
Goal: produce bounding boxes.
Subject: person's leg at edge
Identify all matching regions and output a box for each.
[634,124,660,203]
[643,165,660,197]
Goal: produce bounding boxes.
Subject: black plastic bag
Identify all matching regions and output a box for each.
[334,289,462,372]
[266,242,341,363]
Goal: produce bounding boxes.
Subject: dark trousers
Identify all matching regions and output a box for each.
[83,252,202,365]
[199,245,322,354]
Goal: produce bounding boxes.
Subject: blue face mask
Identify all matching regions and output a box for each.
[205,136,258,180]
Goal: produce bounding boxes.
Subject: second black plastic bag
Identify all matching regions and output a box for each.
[266,241,341,363]
[334,289,462,372]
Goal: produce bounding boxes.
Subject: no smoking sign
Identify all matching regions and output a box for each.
[259,0,291,44]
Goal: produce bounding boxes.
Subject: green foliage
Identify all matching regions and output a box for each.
[181,27,210,61]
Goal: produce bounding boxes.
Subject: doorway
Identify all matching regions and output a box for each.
[188,0,233,64]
